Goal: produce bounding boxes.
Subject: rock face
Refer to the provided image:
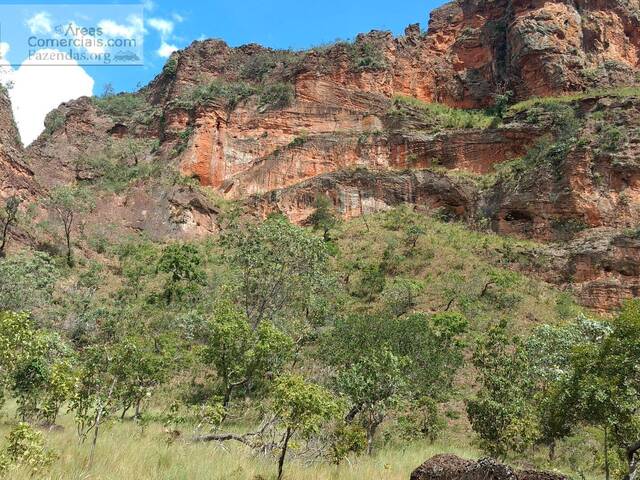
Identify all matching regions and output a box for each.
[410,455,567,480]
[145,0,640,197]
[0,87,36,201]
[247,168,477,224]
[9,0,640,310]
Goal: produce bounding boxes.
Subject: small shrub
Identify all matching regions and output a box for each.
[175,79,256,111]
[76,138,160,192]
[43,110,65,136]
[92,93,149,121]
[391,95,495,130]
[350,40,387,72]
[288,133,308,148]
[508,86,640,115]
[163,55,179,77]
[354,264,386,299]
[258,83,294,111]
[0,423,56,476]
[598,124,626,152]
[240,51,278,81]
[329,424,367,464]
[551,218,588,238]
[396,397,445,443]
[170,127,194,158]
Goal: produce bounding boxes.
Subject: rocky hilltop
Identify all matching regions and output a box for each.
[2,0,640,311]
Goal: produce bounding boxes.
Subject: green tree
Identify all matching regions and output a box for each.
[0,196,20,257]
[194,374,339,480]
[70,345,121,465]
[382,278,424,317]
[200,300,293,408]
[324,312,466,453]
[157,243,206,303]
[523,317,610,460]
[308,195,339,241]
[111,336,172,419]
[223,215,333,334]
[466,320,539,459]
[563,301,640,480]
[0,312,39,413]
[0,311,74,424]
[0,252,57,316]
[336,348,405,454]
[47,186,93,266]
[0,423,56,476]
[271,375,339,480]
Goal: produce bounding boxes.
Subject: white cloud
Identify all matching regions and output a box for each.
[99,14,145,38]
[99,19,135,37]
[172,13,185,23]
[143,0,155,11]
[26,12,53,35]
[157,42,178,58]
[148,18,174,37]
[0,50,94,145]
[0,42,9,59]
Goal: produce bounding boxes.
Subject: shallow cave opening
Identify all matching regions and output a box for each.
[504,210,533,223]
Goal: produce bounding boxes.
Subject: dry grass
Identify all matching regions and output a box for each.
[0,413,480,480]
[508,86,640,115]
[333,208,581,335]
[391,95,496,130]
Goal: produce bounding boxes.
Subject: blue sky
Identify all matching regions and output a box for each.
[96,0,440,93]
[0,0,442,143]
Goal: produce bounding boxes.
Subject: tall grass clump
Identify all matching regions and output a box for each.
[391,95,496,130]
[174,79,295,112]
[509,86,640,115]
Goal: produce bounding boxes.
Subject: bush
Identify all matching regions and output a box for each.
[0,423,56,476]
[163,55,179,77]
[0,252,58,315]
[391,95,496,130]
[175,79,256,111]
[598,124,626,152]
[240,51,279,81]
[259,83,294,111]
[350,40,387,72]
[92,93,149,121]
[508,86,640,115]
[43,110,65,136]
[76,138,160,192]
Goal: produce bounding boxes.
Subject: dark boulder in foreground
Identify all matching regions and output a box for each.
[410,455,567,480]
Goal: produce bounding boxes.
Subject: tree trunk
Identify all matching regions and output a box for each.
[604,426,610,480]
[89,420,100,467]
[223,385,232,408]
[65,225,73,267]
[366,419,380,456]
[121,404,131,420]
[277,427,292,480]
[0,221,9,256]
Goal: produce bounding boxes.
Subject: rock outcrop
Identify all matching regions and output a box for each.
[0,87,36,201]
[9,0,640,310]
[410,455,567,480]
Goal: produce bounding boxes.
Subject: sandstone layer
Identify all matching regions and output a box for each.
[6,0,640,311]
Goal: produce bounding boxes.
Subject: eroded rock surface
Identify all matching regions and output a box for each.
[410,455,567,480]
[8,0,640,310]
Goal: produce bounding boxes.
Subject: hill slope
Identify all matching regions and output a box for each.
[1,0,640,311]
